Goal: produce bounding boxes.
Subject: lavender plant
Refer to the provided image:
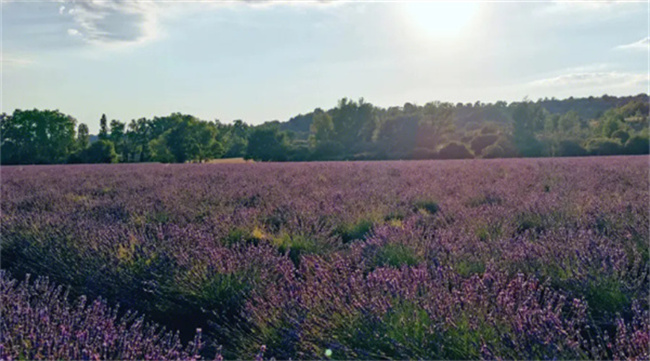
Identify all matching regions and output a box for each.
[1,156,648,359]
[0,271,210,360]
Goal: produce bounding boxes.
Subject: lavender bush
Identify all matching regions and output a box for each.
[0,271,208,360]
[1,156,648,359]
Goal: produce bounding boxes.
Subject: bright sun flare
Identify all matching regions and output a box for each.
[402,2,479,38]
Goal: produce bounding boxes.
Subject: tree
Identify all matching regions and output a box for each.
[585,138,623,156]
[149,114,222,163]
[436,142,474,159]
[511,101,546,157]
[557,139,587,157]
[558,111,583,132]
[375,114,419,159]
[309,109,344,160]
[221,120,249,158]
[625,134,649,155]
[482,138,519,158]
[245,125,289,161]
[99,114,109,140]
[109,120,126,160]
[1,109,77,164]
[470,134,499,155]
[77,123,90,150]
[310,109,335,146]
[148,136,175,163]
[126,118,151,162]
[600,114,623,138]
[80,139,118,163]
[328,98,377,155]
[611,129,630,144]
[417,102,455,149]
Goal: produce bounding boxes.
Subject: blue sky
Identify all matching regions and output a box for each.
[2,0,648,132]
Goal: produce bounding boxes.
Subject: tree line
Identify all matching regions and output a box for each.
[1,94,648,165]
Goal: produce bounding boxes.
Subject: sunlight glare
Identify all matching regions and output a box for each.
[401,2,479,38]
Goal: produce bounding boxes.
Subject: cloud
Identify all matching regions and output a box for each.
[616,37,650,51]
[55,0,337,47]
[530,71,647,89]
[59,0,161,46]
[1,55,35,67]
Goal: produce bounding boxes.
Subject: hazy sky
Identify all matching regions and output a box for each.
[2,0,648,132]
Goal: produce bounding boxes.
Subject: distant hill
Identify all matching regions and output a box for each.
[272,94,649,138]
[537,94,649,119]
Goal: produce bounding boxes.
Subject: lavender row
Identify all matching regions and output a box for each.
[1,156,648,359]
[0,271,211,360]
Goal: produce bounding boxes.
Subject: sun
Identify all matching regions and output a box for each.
[401,2,480,38]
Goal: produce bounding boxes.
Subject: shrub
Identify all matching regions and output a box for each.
[625,134,649,155]
[411,147,436,160]
[585,137,623,155]
[436,142,474,159]
[480,124,500,135]
[272,233,322,267]
[335,219,374,242]
[470,134,499,155]
[611,129,630,144]
[0,271,206,361]
[557,139,587,157]
[373,243,421,268]
[482,138,518,158]
[413,200,439,215]
[77,140,118,164]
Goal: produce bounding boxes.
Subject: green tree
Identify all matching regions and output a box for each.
[310,109,335,146]
[245,125,289,161]
[375,114,419,159]
[77,123,90,150]
[80,139,118,163]
[98,114,109,140]
[329,98,377,155]
[1,109,77,164]
[126,118,151,162]
[417,102,455,149]
[625,134,649,155]
[511,101,546,157]
[585,138,623,156]
[436,142,474,159]
[220,120,250,158]
[149,114,222,163]
[109,120,126,160]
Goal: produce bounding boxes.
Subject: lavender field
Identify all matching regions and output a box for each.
[1,156,649,360]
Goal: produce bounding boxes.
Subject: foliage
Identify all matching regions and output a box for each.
[470,134,499,155]
[245,124,290,161]
[0,271,207,360]
[149,114,223,163]
[2,94,648,165]
[76,139,119,163]
[557,139,587,157]
[585,138,623,155]
[625,134,649,155]
[1,109,77,164]
[511,101,546,157]
[436,142,474,159]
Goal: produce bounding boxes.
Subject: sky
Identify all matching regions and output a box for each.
[2,0,649,132]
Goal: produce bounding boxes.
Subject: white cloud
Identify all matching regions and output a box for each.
[55,0,337,48]
[530,71,646,89]
[1,55,35,67]
[616,37,650,50]
[58,0,161,46]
